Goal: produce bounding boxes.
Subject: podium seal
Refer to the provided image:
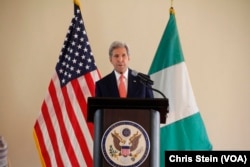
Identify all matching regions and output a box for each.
[101,120,150,167]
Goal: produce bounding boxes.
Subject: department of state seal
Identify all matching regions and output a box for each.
[101,120,150,167]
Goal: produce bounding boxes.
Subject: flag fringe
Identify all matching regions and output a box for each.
[33,130,46,167]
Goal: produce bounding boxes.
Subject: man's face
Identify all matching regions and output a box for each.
[109,47,130,74]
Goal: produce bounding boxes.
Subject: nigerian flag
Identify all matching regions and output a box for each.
[148,7,212,166]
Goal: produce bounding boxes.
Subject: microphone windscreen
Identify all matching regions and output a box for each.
[131,70,138,76]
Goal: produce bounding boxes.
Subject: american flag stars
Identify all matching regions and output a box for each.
[56,8,97,87]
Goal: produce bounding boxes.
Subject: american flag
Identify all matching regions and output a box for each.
[33,1,100,166]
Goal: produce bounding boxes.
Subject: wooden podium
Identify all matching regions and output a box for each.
[87,97,169,167]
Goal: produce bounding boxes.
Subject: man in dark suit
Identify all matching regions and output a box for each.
[95,41,154,98]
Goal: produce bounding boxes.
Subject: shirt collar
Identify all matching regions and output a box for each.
[114,69,128,80]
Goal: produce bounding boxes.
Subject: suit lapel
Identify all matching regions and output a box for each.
[108,71,120,97]
[127,69,138,97]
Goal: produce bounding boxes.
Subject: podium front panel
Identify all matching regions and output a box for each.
[93,108,160,167]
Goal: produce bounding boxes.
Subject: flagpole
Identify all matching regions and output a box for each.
[170,0,175,14]
[171,0,173,7]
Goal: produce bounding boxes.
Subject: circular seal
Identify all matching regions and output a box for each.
[101,120,150,167]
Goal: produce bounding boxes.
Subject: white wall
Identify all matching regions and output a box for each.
[0,0,249,166]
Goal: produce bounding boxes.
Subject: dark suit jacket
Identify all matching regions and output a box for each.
[95,69,154,98]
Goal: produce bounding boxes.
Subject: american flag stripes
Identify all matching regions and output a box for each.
[33,1,100,166]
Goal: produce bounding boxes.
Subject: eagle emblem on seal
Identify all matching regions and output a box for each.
[111,130,142,159]
[101,121,150,167]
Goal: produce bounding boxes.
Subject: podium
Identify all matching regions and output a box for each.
[87,97,169,167]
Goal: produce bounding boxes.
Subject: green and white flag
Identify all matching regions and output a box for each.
[148,7,212,166]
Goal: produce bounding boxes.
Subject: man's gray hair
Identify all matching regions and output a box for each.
[108,41,130,57]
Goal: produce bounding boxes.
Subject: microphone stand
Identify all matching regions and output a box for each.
[141,80,169,121]
[151,87,167,99]
[139,80,167,99]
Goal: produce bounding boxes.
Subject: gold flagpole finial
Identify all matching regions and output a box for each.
[170,0,175,15]
[74,0,83,11]
[74,0,81,6]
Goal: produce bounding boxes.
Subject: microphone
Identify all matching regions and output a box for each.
[131,70,154,85]
[131,70,167,99]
